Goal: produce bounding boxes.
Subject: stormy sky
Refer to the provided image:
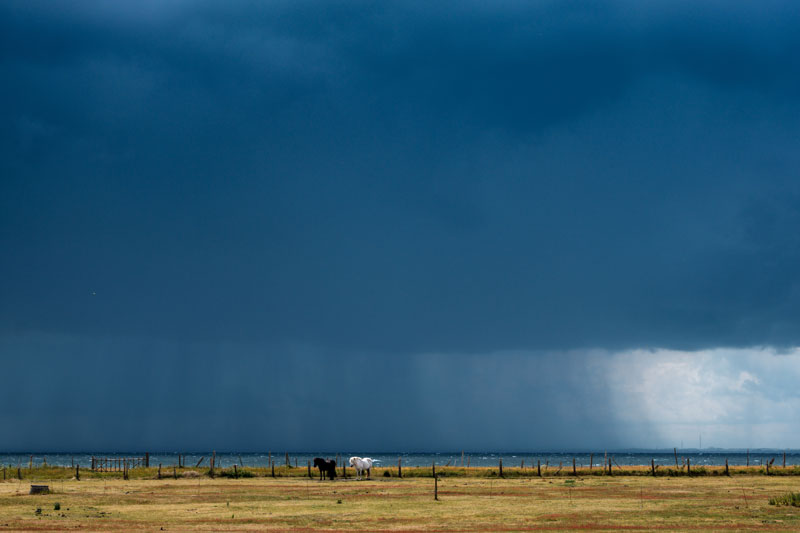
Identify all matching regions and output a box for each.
[2,0,800,451]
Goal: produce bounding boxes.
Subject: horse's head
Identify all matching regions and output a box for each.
[349,456,360,467]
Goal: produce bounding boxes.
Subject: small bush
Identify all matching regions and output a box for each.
[54,503,60,511]
[383,470,391,477]
[220,468,255,479]
[769,492,800,507]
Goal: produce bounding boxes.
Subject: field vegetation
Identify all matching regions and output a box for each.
[2,466,800,530]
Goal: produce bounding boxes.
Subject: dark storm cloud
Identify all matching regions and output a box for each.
[2,0,800,355]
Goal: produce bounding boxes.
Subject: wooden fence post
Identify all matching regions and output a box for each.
[18,466,22,479]
[432,461,436,478]
[398,457,402,478]
[725,458,729,476]
[271,461,275,478]
[234,464,238,479]
[145,453,149,468]
[434,474,439,501]
[307,460,312,478]
[537,460,541,477]
[687,458,691,476]
[608,457,612,475]
[573,458,576,476]
[651,458,655,476]
[590,453,593,471]
[461,451,464,467]
[158,464,162,479]
[499,458,503,477]
[285,452,290,467]
[521,459,524,469]
[746,449,749,467]
[173,466,177,479]
[76,464,80,481]
[674,448,678,468]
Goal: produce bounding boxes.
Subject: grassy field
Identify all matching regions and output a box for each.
[1,468,800,531]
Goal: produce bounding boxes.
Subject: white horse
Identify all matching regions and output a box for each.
[349,456,374,480]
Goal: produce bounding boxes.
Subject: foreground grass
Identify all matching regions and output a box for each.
[2,472,800,530]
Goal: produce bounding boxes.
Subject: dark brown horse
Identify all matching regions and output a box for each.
[313,457,337,480]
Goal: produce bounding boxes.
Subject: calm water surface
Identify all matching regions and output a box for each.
[3,451,799,468]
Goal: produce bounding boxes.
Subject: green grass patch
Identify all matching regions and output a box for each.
[769,492,800,507]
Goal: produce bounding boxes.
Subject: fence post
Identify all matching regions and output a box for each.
[234,464,238,479]
[537,460,541,477]
[674,448,678,468]
[651,458,655,476]
[285,452,290,467]
[307,460,312,478]
[271,460,275,478]
[18,466,22,479]
[173,466,177,479]
[158,464,162,479]
[784,452,786,469]
[725,458,729,476]
[461,451,464,467]
[608,457,612,475]
[499,458,502,478]
[432,461,436,478]
[434,474,439,501]
[145,453,149,468]
[746,449,749,467]
[398,457,402,478]
[687,458,691,476]
[590,453,593,471]
[76,464,80,481]
[573,458,576,476]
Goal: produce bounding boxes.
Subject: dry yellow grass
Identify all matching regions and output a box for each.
[1,472,800,531]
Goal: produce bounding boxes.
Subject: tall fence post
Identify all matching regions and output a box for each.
[432,461,436,478]
[687,458,691,476]
[537,460,541,477]
[608,457,612,475]
[572,458,576,476]
[499,458,503,478]
[271,460,275,478]
[307,460,312,478]
[651,458,655,476]
[746,449,750,467]
[76,464,80,481]
[590,453,593,471]
[145,453,149,468]
[725,458,729,476]
[398,457,402,478]
[674,448,678,468]
[434,473,439,501]
[285,452,290,467]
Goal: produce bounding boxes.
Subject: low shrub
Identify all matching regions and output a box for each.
[769,492,800,507]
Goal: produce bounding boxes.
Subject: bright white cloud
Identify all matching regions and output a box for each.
[605,347,800,448]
